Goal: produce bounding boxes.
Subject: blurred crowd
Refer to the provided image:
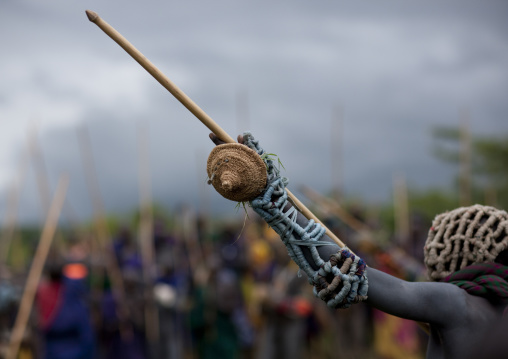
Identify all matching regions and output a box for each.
[0,203,433,359]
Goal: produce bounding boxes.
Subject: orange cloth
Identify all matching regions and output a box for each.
[63,263,88,280]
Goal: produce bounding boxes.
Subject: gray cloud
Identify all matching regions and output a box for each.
[1,0,507,224]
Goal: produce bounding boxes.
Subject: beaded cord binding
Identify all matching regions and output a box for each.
[424,205,508,281]
[243,132,368,309]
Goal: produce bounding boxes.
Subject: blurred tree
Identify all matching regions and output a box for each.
[473,136,508,208]
[431,126,461,164]
[407,189,458,222]
[432,119,472,207]
[432,125,508,209]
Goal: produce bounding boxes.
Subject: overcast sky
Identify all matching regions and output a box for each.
[1,0,507,224]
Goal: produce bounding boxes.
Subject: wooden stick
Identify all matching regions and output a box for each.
[27,126,71,253]
[85,10,345,248]
[27,126,51,217]
[330,105,343,201]
[0,148,29,264]
[86,10,234,144]
[180,204,206,282]
[6,175,69,359]
[459,109,472,207]
[136,124,159,343]
[76,127,106,328]
[77,126,132,337]
[301,186,370,235]
[485,186,498,207]
[195,150,211,222]
[235,88,250,136]
[393,172,410,246]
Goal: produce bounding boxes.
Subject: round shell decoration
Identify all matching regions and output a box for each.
[207,143,267,202]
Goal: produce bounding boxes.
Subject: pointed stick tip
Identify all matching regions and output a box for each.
[85,10,99,23]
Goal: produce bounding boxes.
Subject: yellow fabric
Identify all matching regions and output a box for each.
[373,310,423,359]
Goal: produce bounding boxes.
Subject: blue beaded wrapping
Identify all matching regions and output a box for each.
[243,132,368,309]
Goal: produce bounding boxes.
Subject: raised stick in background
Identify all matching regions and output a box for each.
[236,88,250,136]
[485,186,498,207]
[301,186,370,235]
[330,105,343,201]
[136,124,159,344]
[27,126,51,217]
[6,175,69,359]
[301,186,425,276]
[85,10,346,248]
[459,108,472,207]
[77,126,132,337]
[0,148,29,265]
[393,172,410,247]
[27,126,75,254]
[195,149,211,223]
[180,203,207,284]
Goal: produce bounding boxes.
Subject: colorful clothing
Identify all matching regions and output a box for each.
[36,277,95,359]
[441,262,508,304]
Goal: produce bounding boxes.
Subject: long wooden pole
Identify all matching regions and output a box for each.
[0,149,29,264]
[180,204,206,281]
[301,186,369,235]
[236,88,250,136]
[85,10,234,144]
[77,126,132,337]
[459,109,472,207]
[330,105,343,201]
[27,127,51,217]
[27,126,75,255]
[136,124,159,343]
[393,172,410,246]
[6,175,69,359]
[85,10,345,248]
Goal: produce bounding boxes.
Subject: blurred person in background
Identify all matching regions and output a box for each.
[0,266,21,357]
[154,257,191,359]
[35,262,94,359]
[190,228,254,359]
[113,227,142,271]
[98,227,147,359]
[255,242,314,359]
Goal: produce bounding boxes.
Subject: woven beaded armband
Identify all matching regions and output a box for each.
[243,132,368,309]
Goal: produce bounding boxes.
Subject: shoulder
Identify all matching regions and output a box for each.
[430,282,502,330]
[408,278,470,312]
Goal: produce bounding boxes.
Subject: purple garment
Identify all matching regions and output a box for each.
[42,278,95,359]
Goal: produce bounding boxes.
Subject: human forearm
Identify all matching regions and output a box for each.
[365,266,467,325]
